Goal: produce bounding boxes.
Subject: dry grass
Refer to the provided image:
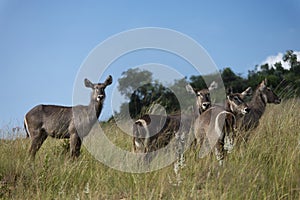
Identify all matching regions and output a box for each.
[0,99,299,199]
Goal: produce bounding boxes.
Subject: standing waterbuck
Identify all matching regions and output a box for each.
[237,78,281,133]
[24,75,112,158]
[132,82,217,183]
[194,91,250,165]
[132,82,217,154]
[191,81,218,115]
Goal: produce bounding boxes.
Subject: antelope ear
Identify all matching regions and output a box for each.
[226,87,233,95]
[104,75,113,86]
[84,78,94,88]
[241,87,252,98]
[208,81,218,91]
[259,79,267,91]
[185,84,195,94]
[227,94,233,101]
[264,78,268,86]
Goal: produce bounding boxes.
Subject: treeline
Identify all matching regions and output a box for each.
[191,50,300,97]
[115,50,300,119]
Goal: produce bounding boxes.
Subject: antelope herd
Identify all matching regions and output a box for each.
[24,75,281,181]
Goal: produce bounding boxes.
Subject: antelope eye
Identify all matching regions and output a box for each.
[234,96,239,101]
[98,87,105,93]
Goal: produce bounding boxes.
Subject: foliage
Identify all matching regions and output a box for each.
[117,50,300,119]
[189,50,300,97]
[117,68,153,100]
[117,68,187,119]
[247,50,300,97]
[221,67,248,92]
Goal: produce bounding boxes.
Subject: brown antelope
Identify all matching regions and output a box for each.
[132,82,217,183]
[236,78,281,134]
[24,75,112,158]
[192,81,218,114]
[132,114,192,153]
[132,82,217,154]
[194,91,250,165]
[133,113,192,184]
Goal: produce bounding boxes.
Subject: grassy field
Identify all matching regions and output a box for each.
[1,99,300,199]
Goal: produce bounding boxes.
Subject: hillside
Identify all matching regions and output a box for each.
[1,99,299,199]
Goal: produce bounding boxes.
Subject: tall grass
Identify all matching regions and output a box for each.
[1,99,299,199]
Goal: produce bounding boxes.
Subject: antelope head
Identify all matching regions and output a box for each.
[195,88,211,112]
[84,75,113,104]
[227,88,250,115]
[186,81,218,114]
[257,79,281,104]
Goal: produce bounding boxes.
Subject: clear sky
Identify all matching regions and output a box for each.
[0,0,299,127]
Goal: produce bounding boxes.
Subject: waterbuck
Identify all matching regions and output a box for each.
[132,83,218,183]
[236,78,281,133]
[132,82,217,154]
[192,81,218,114]
[24,75,113,158]
[194,91,250,165]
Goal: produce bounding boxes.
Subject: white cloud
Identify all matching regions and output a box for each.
[260,51,300,70]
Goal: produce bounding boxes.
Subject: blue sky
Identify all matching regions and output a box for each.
[0,1,299,127]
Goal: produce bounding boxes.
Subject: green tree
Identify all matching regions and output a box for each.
[117,68,181,119]
[283,50,300,74]
[246,50,300,98]
[282,50,300,96]
[117,68,153,99]
[189,75,206,90]
[221,67,247,93]
[274,62,286,76]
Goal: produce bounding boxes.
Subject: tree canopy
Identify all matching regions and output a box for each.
[115,50,300,119]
